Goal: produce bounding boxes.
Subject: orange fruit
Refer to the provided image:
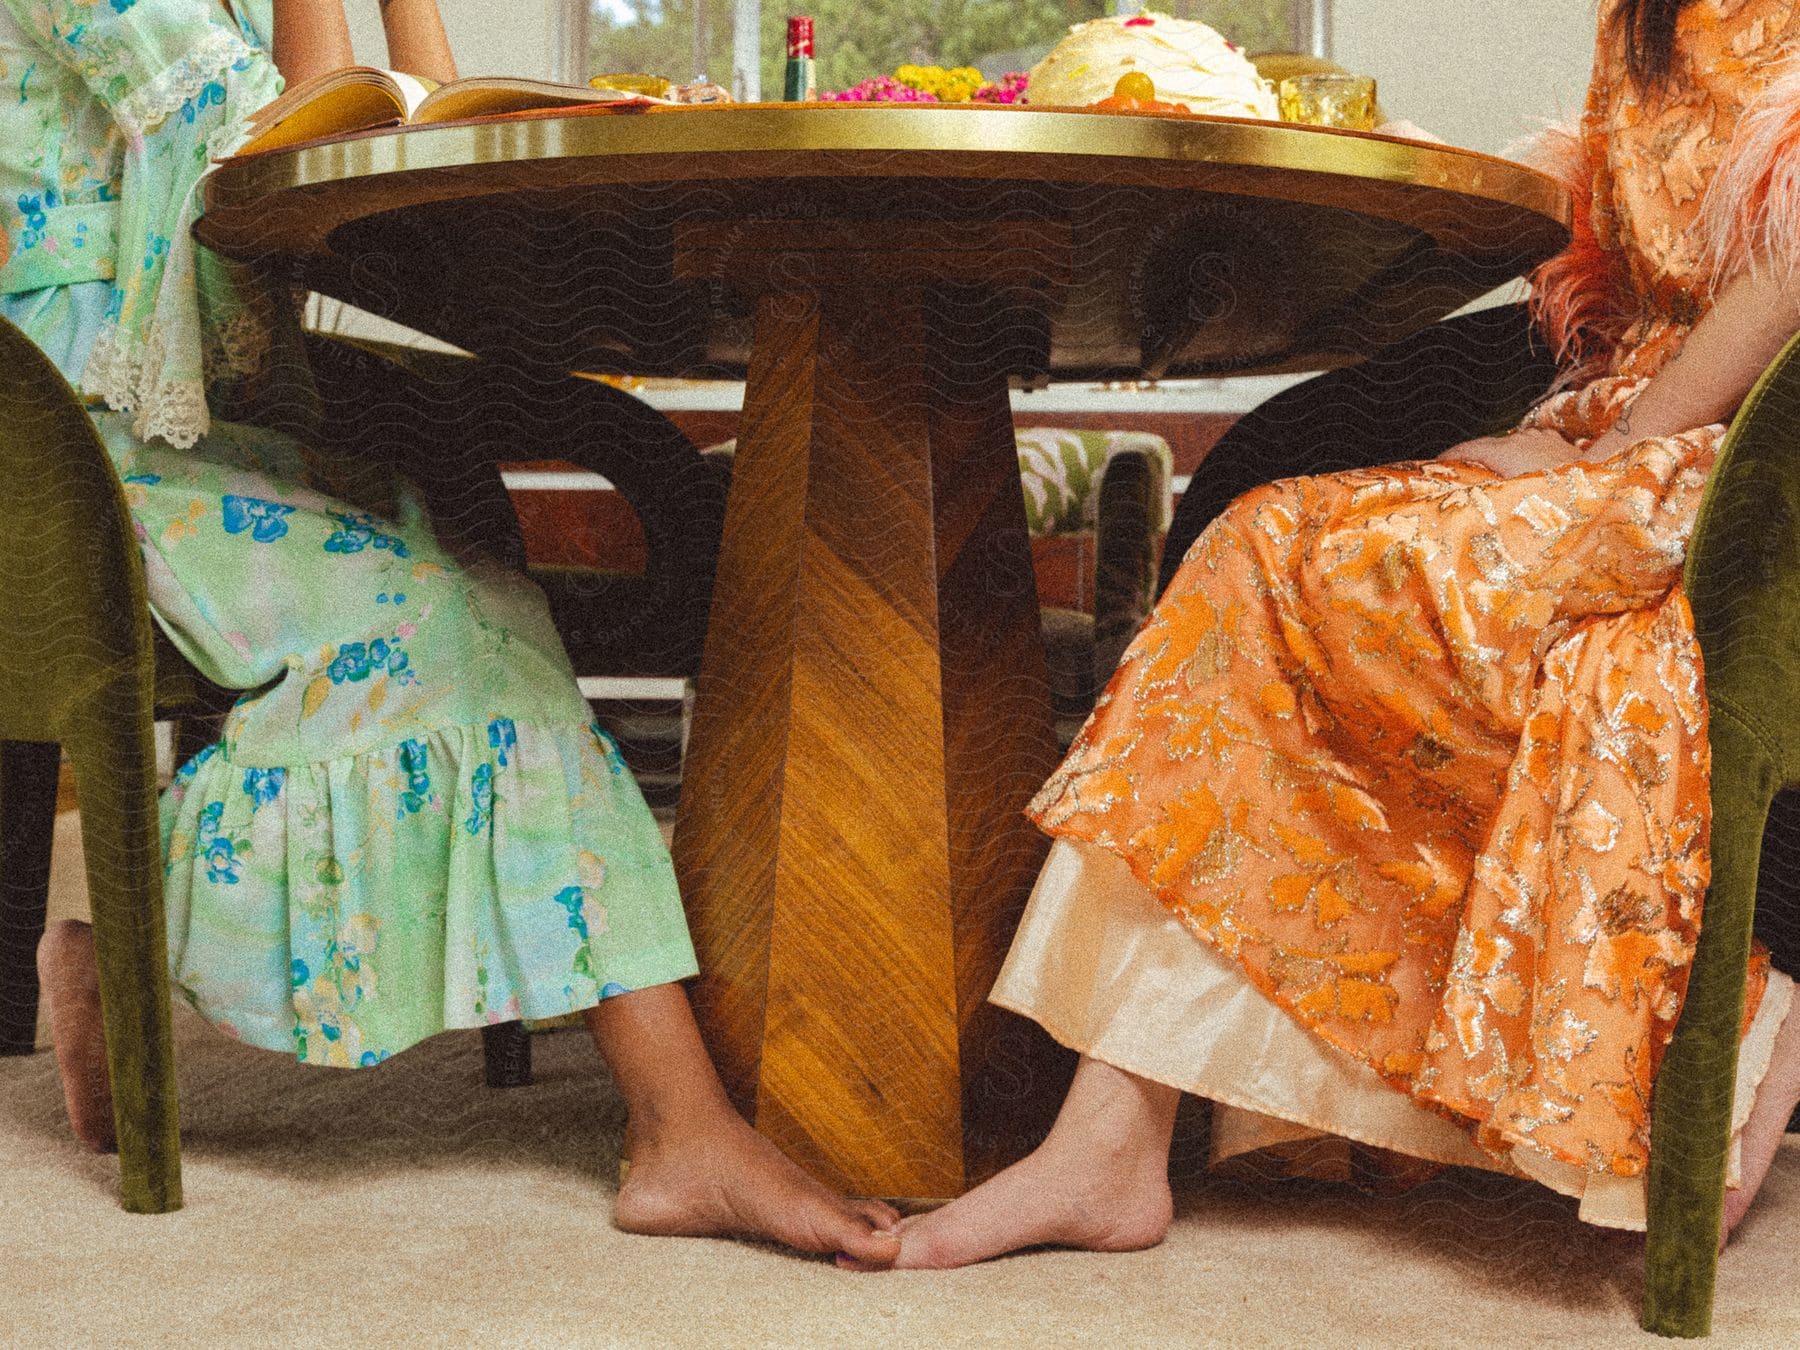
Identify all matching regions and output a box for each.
[1113,71,1156,102]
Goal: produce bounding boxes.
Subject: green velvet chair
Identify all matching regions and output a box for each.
[1,634,222,1066]
[1643,325,1800,1338]
[0,314,184,1213]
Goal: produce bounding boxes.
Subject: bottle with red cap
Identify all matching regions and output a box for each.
[784,16,816,101]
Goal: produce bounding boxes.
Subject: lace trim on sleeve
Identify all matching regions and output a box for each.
[85,296,276,450]
[82,315,206,448]
[112,27,255,142]
[82,24,282,449]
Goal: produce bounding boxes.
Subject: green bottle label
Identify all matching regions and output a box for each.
[784,56,815,102]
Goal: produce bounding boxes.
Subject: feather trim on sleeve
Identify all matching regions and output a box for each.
[1518,122,1635,383]
[1700,54,1800,291]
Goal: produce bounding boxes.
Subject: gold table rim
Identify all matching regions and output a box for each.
[204,102,1570,228]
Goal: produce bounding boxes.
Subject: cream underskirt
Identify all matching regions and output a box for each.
[992,839,1795,1231]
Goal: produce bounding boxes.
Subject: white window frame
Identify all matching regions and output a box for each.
[558,3,1331,98]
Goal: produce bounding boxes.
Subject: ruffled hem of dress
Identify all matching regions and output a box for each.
[159,717,697,1067]
[1029,802,1728,1166]
[1506,969,1792,1230]
[1004,977,1792,1232]
[1021,814,1732,1191]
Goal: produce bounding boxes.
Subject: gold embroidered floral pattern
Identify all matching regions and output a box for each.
[1029,0,1786,1181]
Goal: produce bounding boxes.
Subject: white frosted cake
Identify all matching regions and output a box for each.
[1027,11,1278,117]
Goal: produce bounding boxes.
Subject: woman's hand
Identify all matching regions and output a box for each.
[1579,428,1635,464]
[1436,428,1579,476]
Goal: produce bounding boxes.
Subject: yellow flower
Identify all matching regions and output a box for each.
[893,64,987,103]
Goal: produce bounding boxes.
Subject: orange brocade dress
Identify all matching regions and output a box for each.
[998,0,1800,1229]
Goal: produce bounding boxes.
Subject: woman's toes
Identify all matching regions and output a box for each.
[854,1198,902,1230]
[836,1211,923,1270]
[832,1217,903,1268]
[892,1219,960,1270]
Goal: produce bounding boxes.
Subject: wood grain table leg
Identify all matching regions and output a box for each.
[673,281,1067,1199]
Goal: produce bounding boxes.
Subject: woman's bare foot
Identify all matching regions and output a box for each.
[614,1110,901,1261]
[858,1056,1179,1271]
[1720,993,1800,1246]
[35,920,114,1152]
[583,981,899,1265]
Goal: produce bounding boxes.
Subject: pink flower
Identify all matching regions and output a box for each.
[826,69,1030,106]
[972,72,1029,105]
[822,75,940,102]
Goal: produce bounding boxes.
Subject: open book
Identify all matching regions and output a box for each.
[237,68,663,155]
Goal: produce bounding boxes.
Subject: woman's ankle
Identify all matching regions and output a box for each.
[35,920,114,1152]
[1042,1057,1182,1169]
[36,918,97,973]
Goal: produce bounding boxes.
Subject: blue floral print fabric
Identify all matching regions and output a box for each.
[2,1,698,1066]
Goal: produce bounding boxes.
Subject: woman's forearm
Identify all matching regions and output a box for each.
[1587,261,1800,458]
[378,0,458,83]
[271,0,356,85]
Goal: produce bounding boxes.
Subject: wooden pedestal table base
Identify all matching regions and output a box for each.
[672,223,1076,1199]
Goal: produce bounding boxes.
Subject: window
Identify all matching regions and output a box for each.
[565,2,1328,101]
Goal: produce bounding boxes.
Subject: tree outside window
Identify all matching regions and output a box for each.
[574,2,1324,101]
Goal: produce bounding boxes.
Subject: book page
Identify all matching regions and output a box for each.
[389,71,437,120]
[238,70,411,154]
[232,72,660,157]
[410,77,651,126]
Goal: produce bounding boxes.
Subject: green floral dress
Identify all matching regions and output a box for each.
[0,0,697,1067]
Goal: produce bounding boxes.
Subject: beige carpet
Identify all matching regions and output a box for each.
[8,816,1800,1346]
[7,1012,1799,1346]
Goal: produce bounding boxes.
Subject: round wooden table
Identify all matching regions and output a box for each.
[199,104,1569,1200]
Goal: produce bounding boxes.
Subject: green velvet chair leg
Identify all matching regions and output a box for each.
[2,311,182,1211]
[1645,328,1800,1336]
[0,739,61,1056]
[67,711,182,1215]
[1642,707,1774,1338]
